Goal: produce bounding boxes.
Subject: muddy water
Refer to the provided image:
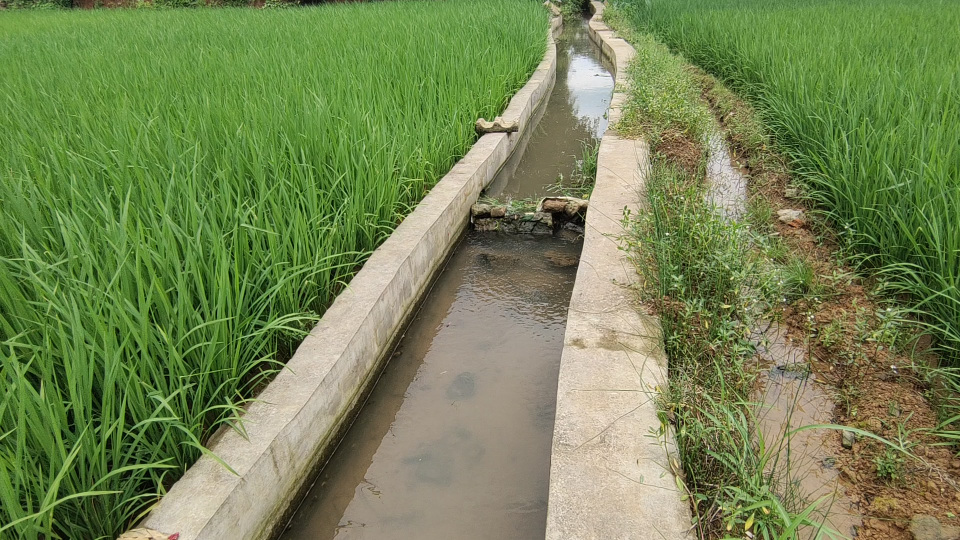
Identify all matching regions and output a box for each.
[705,132,748,221]
[281,235,580,540]
[754,325,861,539]
[704,134,862,537]
[486,17,614,198]
[280,15,612,540]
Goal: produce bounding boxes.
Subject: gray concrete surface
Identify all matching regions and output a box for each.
[544,4,693,539]
[139,15,563,540]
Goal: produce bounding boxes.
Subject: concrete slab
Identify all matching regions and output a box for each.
[544,4,693,539]
[139,14,563,540]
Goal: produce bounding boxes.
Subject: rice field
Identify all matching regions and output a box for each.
[612,0,960,359]
[0,2,547,537]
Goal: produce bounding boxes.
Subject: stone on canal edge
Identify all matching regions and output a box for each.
[533,212,553,228]
[471,203,492,218]
[475,116,519,134]
[564,199,586,217]
[541,198,568,213]
[490,206,506,218]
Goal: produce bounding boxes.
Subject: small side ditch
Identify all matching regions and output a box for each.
[606,4,960,540]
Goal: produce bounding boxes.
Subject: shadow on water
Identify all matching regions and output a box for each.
[279,15,613,540]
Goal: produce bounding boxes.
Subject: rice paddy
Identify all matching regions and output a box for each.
[0,2,548,537]
[612,0,960,359]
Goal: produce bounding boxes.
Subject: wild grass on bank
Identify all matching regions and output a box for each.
[611,0,960,363]
[0,2,548,538]
[626,156,832,539]
[612,18,835,538]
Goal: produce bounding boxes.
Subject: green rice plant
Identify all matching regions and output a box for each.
[0,2,548,537]
[549,139,600,198]
[610,0,960,363]
[781,256,818,302]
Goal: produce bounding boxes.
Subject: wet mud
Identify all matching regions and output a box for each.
[754,324,862,539]
[705,132,862,538]
[705,131,748,221]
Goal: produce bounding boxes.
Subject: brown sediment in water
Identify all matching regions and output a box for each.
[753,323,862,539]
[280,233,580,540]
[701,128,863,537]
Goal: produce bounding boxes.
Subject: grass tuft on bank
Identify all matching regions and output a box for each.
[0,2,548,537]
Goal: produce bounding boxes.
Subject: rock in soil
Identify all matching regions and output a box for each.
[777,208,806,227]
[909,514,960,540]
[490,206,506,218]
[841,429,856,449]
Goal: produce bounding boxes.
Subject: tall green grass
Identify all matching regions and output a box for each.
[613,27,831,536]
[0,2,547,537]
[612,0,960,359]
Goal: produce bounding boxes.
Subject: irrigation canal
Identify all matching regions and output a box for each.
[279,16,614,540]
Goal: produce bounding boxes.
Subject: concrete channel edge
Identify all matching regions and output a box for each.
[543,3,693,539]
[140,13,563,540]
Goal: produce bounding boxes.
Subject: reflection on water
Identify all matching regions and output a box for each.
[488,17,614,199]
[280,234,581,540]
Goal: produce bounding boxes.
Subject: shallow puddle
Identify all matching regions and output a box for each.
[280,234,581,540]
[706,133,861,537]
[705,131,748,220]
[754,324,862,539]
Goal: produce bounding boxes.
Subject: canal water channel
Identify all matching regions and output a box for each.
[279,15,614,540]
